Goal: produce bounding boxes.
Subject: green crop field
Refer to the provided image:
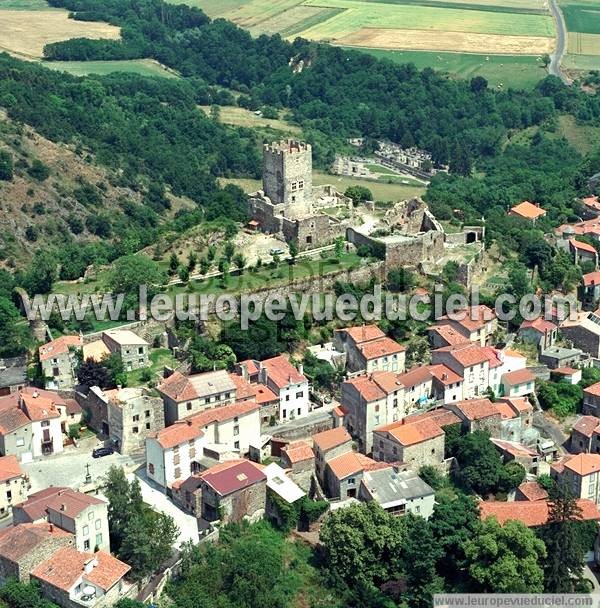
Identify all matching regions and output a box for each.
[43,59,178,78]
[559,0,600,75]
[562,4,600,35]
[0,0,54,9]
[357,48,546,89]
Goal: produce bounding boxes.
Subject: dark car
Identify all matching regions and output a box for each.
[92,446,114,458]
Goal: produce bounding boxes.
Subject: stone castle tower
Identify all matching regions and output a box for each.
[263,140,313,219]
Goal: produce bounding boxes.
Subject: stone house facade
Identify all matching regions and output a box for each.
[38,335,82,391]
[101,329,149,372]
[0,455,28,517]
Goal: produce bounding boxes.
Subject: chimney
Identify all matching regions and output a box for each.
[83,558,97,574]
[60,504,66,512]
[32,391,39,398]
[49,523,53,533]
[442,373,448,381]
[163,366,174,379]
[116,384,122,390]
[240,363,248,381]
[187,419,192,426]
[298,363,304,376]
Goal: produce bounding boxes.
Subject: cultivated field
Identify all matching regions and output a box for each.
[43,59,177,78]
[0,9,120,59]
[560,0,600,73]
[183,0,555,87]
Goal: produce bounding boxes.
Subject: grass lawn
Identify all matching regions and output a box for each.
[127,348,177,386]
[43,59,178,78]
[170,253,364,298]
[199,105,301,134]
[356,48,546,89]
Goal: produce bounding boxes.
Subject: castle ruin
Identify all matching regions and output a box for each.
[248,140,353,251]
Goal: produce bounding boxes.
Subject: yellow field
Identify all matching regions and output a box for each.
[568,32,600,56]
[0,10,120,59]
[198,105,302,133]
[340,28,554,54]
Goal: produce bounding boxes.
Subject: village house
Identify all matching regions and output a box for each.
[31,546,131,608]
[539,345,583,370]
[581,195,600,219]
[256,355,310,422]
[324,451,384,499]
[397,366,434,412]
[431,343,491,399]
[0,455,28,518]
[428,364,464,403]
[101,329,149,371]
[372,417,444,468]
[359,467,435,518]
[570,415,600,454]
[551,367,582,384]
[312,426,353,490]
[0,523,74,584]
[569,238,598,268]
[146,400,261,489]
[518,318,558,350]
[0,388,64,462]
[13,487,110,553]
[580,270,600,310]
[341,371,405,454]
[446,398,502,434]
[427,325,470,349]
[490,438,539,474]
[561,310,600,358]
[82,386,164,454]
[435,305,498,346]
[38,335,82,391]
[280,440,315,492]
[199,460,267,526]
[333,325,406,374]
[493,396,534,443]
[501,368,536,398]
[157,369,238,425]
[0,357,27,397]
[479,498,600,527]
[584,382,600,417]
[551,453,600,505]
[508,201,546,223]
[515,481,548,502]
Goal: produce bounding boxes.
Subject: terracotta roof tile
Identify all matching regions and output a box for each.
[397,366,433,389]
[428,364,463,385]
[494,401,518,420]
[428,325,470,346]
[480,498,599,527]
[344,371,403,402]
[261,355,307,390]
[453,398,499,421]
[583,271,600,287]
[433,343,490,368]
[517,481,549,502]
[327,452,384,480]
[32,547,130,592]
[585,382,600,398]
[583,195,600,211]
[14,487,105,522]
[572,415,600,438]
[552,367,580,376]
[358,337,405,360]
[338,325,386,344]
[201,460,265,496]
[496,397,533,414]
[281,441,314,464]
[228,373,256,401]
[441,305,496,333]
[519,318,557,333]
[39,335,82,362]
[157,371,198,402]
[0,523,72,562]
[509,201,546,220]
[376,418,443,446]
[254,383,278,404]
[312,426,352,452]
[490,438,537,458]
[563,453,600,476]
[502,368,536,386]
[404,407,461,428]
[0,455,22,482]
[570,238,598,254]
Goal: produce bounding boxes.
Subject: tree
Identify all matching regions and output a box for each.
[0,150,13,181]
[0,297,28,357]
[463,518,546,592]
[0,579,59,608]
[344,185,372,204]
[188,335,235,372]
[107,254,165,310]
[199,257,210,275]
[27,159,50,181]
[387,268,415,292]
[320,502,404,589]
[539,482,588,592]
[77,358,110,389]
[334,237,345,258]
[23,252,57,295]
[187,251,197,272]
[169,252,179,274]
[454,431,503,495]
[223,241,235,261]
[233,252,246,272]
[289,239,299,263]
[178,265,189,283]
[542,53,551,68]
[418,465,444,491]
[498,461,526,492]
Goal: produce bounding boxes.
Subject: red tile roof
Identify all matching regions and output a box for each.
[494,401,518,420]
[502,368,536,386]
[156,371,197,402]
[397,366,433,389]
[480,498,600,527]
[376,418,443,446]
[201,460,266,496]
[562,453,600,476]
[428,364,463,385]
[14,487,105,522]
[0,523,72,561]
[228,373,256,401]
[428,325,470,346]
[39,335,82,362]
[32,547,130,592]
[261,355,307,390]
[338,325,386,344]
[585,382,600,398]
[281,441,314,464]
[433,343,490,368]
[453,398,499,421]
[152,418,204,450]
[552,367,580,376]
[496,397,533,414]
[481,346,502,369]
[254,383,278,405]
[490,438,537,458]
[570,238,598,254]
[358,337,405,360]
[404,407,461,428]
[519,318,557,333]
[583,271,600,287]
[509,201,546,220]
[442,305,496,333]
[327,452,386,480]
[312,426,352,452]
[0,455,22,482]
[344,371,403,402]
[583,195,600,210]
[572,415,600,438]
[517,481,549,502]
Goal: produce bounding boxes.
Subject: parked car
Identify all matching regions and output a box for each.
[269,248,284,256]
[92,446,114,458]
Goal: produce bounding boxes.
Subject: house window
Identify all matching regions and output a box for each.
[174,467,181,479]
[84,540,90,550]
[146,423,151,430]
[15,438,24,447]
[96,533,102,547]
[132,427,139,434]
[296,391,303,399]
[83,525,89,535]
[233,425,239,436]
[6,491,11,502]
[41,421,49,428]
[285,395,290,401]
[234,441,240,450]
[145,410,150,418]
[187,402,193,411]
[138,347,144,355]
[133,415,139,422]
[297,408,301,416]
[95,519,101,530]
[348,477,356,485]
[148,463,155,475]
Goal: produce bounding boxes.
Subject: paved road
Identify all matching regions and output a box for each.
[549,0,570,85]
[22,448,144,493]
[533,410,568,454]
